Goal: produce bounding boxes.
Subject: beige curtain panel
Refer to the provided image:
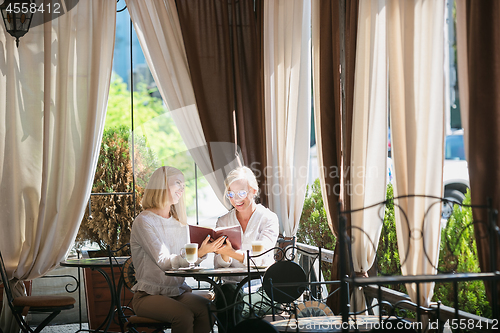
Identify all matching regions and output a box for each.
[0,1,116,331]
[263,0,311,237]
[350,0,388,313]
[387,0,445,307]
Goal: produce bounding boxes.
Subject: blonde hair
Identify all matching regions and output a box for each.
[142,166,187,225]
[224,166,260,203]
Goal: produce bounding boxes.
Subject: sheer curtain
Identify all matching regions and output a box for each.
[125,0,231,208]
[387,0,445,307]
[350,0,387,312]
[0,1,116,331]
[263,0,311,237]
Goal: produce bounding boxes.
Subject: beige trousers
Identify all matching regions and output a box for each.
[132,290,212,333]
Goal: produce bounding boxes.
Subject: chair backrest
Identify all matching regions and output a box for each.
[275,236,295,261]
[262,260,307,304]
[122,257,137,291]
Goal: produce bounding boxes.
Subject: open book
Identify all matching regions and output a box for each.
[189,225,242,250]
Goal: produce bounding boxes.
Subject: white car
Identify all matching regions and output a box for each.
[387,129,469,218]
[442,129,469,218]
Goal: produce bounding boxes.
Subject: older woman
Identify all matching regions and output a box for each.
[214,166,279,271]
[130,166,225,333]
[213,166,279,328]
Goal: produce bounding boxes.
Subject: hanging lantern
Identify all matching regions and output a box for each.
[0,0,34,47]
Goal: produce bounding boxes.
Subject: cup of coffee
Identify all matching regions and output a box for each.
[183,243,198,267]
[251,240,264,256]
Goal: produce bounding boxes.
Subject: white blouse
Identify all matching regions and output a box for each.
[214,204,279,281]
[130,211,192,297]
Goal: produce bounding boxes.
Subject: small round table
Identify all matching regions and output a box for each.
[60,257,129,332]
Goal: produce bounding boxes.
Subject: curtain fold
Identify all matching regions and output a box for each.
[0,1,116,331]
[312,0,358,314]
[124,0,232,208]
[350,0,387,313]
[263,0,311,237]
[387,0,445,307]
[175,0,268,206]
[459,0,500,306]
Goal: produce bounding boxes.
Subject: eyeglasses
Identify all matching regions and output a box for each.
[226,190,248,199]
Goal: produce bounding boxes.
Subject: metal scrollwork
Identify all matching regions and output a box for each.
[40,274,79,293]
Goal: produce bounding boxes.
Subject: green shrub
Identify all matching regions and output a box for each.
[297,178,336,281]
[376,183,406,294]
[75,126,159,254]
[433,189,491,318]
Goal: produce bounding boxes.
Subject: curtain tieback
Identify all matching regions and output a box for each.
[22,306,30,316]
[354,271,368,278]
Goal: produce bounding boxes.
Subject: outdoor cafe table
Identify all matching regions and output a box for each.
[165,266,268,308]
[60,256,129,332]
[270,315,385,332]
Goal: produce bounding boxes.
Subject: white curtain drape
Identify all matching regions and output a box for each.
[0,1,116,331]
[263,0,311,237]
[350,0,387,313]
[387,0,445,307]
[125,0,233,209]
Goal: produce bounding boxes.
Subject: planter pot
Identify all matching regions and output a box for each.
[83,250,134,332]
[83,266,134,331]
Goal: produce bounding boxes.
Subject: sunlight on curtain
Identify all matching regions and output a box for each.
[350,0,387,313]
[263,0,311,237]
[387,0,445,307]
[125,0,232,209]
[0,1,116,331]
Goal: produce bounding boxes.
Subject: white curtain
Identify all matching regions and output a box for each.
[350,0,387,313]
[0,1,116,331]
[125,0,233,209]
[387,0,445,307]
[263,0,311,237]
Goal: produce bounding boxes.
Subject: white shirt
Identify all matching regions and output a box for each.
[130,210,191,296]
[214,204,279,282]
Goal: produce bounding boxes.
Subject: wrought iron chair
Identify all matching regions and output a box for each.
[107,246,172,333]
[0,249,75,333]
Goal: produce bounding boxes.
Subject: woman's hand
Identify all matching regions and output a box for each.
[215,239,244,263]
[198,235,226,258]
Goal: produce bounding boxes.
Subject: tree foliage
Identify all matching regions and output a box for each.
[75,126,159,254]
[297,179,336,280]
[433,189,491,317]
[104,74,203,213]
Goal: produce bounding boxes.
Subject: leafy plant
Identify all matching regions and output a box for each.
[75,126,159,254]
[297,178,336,280]
[376,183,407,293]
[377,186,490,317]
[104,74,205,214]
[433,189,491,318]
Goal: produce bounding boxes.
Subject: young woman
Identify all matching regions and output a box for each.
[130,166,225,333]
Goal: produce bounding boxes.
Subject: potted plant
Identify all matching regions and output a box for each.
[75,126,158,330]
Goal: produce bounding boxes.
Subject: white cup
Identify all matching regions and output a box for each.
[251,241,264,256]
